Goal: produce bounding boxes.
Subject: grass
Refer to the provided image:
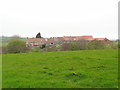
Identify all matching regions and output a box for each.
[2,49,118,88]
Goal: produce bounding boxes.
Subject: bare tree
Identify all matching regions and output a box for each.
[61,42,70,51]
[76,40,88,50]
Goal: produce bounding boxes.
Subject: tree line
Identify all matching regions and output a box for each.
[1,39,119,54]
[45,39,118,52]
[1,33,119,54]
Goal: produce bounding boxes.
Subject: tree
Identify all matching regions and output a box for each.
[41,44,46,49]
[36,32,42,38]
[104,43,118,49]
[61,42,70,51]
[69,42,78,51]
[77,40,88,50]
[87,40,105,50]
[7,40,28,53]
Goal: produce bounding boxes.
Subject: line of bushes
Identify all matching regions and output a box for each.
[1,40,31,54]
[45,40,118,52]
[1,39,119,54]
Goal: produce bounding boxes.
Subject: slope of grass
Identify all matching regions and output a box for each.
[2,49,118,88]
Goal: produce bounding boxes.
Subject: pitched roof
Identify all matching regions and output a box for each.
[27,36,110,44]
[61,36,93,41]
[82,36,93,37]
[86,38,108,41]
[27,38,55,43]
[27,38,43,43]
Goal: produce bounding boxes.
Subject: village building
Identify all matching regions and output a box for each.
[26,35,111,48]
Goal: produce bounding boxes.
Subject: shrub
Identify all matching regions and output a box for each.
[32,46,41,52]
[87,40,105,50]
[46,45,57,52]
[61,43,70,51]
[55,44,61,51]
[1,46,8,54]
[76,40,88,50]
[69,42,78,51]
[112,42,118,49]
[7,40,28,53]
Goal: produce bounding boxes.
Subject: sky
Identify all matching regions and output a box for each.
[0,0,119,39]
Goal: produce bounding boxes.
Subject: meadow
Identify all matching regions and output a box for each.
[2,49,118,88]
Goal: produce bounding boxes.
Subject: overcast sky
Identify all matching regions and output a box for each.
[0,0,119,39]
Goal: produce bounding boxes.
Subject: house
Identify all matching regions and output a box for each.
[26,38,55,48]
[86,38,112,43]
[26,35,111,47]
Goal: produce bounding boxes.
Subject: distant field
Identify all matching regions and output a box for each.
[2,49,118,88]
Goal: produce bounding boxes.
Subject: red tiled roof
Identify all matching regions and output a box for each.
[94,38,106,40]
[27,36,110,44]
[61,36,93,41]
[27,38,55,43]
[33,43,39,45]
[86,38,94,40]
[27,38,44,43]
[86,38,108,41]
[82,36,93,37]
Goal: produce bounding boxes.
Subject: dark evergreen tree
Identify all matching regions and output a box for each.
[36,32,42,38]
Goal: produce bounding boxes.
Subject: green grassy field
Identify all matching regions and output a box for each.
[2,49,118,88]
